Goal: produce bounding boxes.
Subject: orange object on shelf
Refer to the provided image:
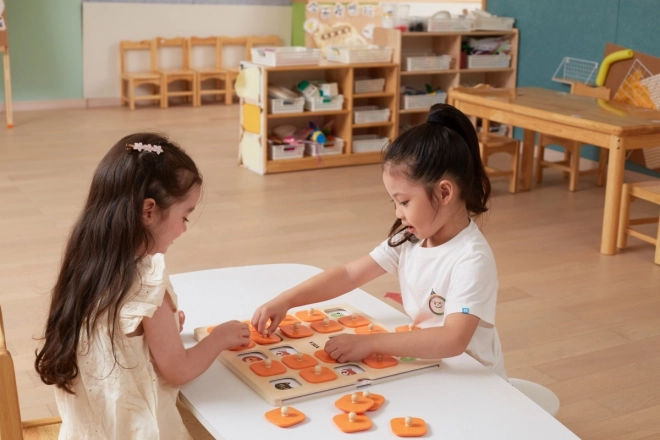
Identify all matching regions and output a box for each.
[313,349,338,363]
[265,406,306,428]
[362,391,385,411]
[333,412,372,433]
[338,314,370,328]
[363,354,398,369]
[282,353,318,370]
[295,308,327,322]
[299,365,337,384]
[229,340,255,351]
[355,324,387,335]
[390,417,427,437]
[395,324,420,332]
[279,314,299,327]
[249,359,287,377]
[335,393,375,414]
[310,318,343,333]
[250,331,281,345]
[279,323,314,339]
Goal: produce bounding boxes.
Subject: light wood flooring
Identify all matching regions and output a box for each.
[1,104,659,439]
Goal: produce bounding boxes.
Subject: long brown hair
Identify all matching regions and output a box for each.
[35,133,202,394]
[383,104,491,247]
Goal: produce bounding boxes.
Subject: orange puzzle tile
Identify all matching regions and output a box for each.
[279,323,314,339]
[299,365,337,384]
[242,320,256,332]
[355,324,388,335]
[249,359,287,377]
[333,412,372,433]
[295,308,326,323]
[363,354,398,369]
[279,314,299,327]
[229,340,255,351]
[265,406,305,428]
[281,353,318,370]
[395,324,421,332]
[250,331,281,345]
[361,391,385,411]
[310,318,343,333]
[313,349,337,363]
[390,417,427,437]
[335,392,375,414]
[338,313,370,328]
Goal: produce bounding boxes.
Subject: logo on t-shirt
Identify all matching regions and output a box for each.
[428,290,446,315]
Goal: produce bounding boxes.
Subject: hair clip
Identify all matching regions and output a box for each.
[127,142,164,155]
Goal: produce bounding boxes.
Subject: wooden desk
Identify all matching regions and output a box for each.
[172,264,579,440]
[448,86,660,255]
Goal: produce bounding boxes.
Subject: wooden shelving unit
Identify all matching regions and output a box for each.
[238,60,398,175]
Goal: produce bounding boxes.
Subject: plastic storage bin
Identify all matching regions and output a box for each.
[466,54,511,69]
[326,45,393,64]
[404,54,452,72]
[304,95,344,112]
[354,106,391,124]
[268,142,305,160]
[427,17,474,32]
[401,92,447,110]
[353,135,389,153]
[305,138,344,156]
[473,16,515,31]
[251,47,322,67]
[354,78,385,94]
[269,97,305,114]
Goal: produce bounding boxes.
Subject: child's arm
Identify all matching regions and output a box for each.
[143,294,251,387]
[324,313,480,362]
[252,254,386,335]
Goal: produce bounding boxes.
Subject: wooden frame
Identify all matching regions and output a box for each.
[1,45,12,128]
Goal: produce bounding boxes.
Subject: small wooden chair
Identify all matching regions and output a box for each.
[478,118,520,193]
[155,37,197,108]
[120,39,162,110]
[188,37,227,106]
[220,36,249,105]
[1,306,62,439]
[617,180,660,265]
[535,83,611,191]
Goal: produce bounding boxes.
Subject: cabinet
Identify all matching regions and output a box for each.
[238,60,399,175]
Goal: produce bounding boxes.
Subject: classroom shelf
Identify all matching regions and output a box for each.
[268,110,349,119]
[401,69,459,76]
[352,121,394,129]
[353,92,396,98]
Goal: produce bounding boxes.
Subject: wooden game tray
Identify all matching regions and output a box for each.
[193,304,441,406]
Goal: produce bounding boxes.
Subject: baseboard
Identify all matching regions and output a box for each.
[0,99,87,113]
[86,98,122,108]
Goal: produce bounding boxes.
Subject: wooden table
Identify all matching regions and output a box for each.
[448,86,660,255]
[172,264,579,440]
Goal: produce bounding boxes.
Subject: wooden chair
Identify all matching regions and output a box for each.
[535,83,611,191]
[120,39,162,110]
[155,37,197,108]
[617,180,660,265]
[188,37,227,106]
[1,306,62,439]
[219,37,249,105]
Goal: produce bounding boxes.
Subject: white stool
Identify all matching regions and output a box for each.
[510,378,560,417]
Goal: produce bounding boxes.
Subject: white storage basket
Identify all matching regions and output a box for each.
[304,95,344,112]
[353,106,391,124]
[353,135,389,153]
[401,92,447,110]
[473,16,515,31]
[355,78,385,94]
[251,47,322,67]
[467,54,511,69]
[427,17,474,32]
[269,97,305,114]
[326,45,393,64]
[268,142,305,160]
[405,54,452,72]
[305,138,344,156]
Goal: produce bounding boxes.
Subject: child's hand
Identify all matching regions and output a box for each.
[211,320,251,351]
[252,299,288,336]
[324,334,372,363]
[178,310,185,333]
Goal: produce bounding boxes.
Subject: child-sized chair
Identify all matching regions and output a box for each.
[0,306,62,439]
[155,37,197,108]
[617,180,660,265]
[535,83,611,191]
[220,36,249,105]
[478,117,520,193]
[509,378,560,417]
[120,39,162,110]
[188,37,227,106]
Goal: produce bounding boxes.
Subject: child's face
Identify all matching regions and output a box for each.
[148,186,201,255]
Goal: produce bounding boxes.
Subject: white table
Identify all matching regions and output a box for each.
[172,264,579,440]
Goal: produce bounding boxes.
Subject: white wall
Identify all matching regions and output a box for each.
[83,2,291,99]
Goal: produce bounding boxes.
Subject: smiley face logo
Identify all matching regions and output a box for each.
[428,291,446,316]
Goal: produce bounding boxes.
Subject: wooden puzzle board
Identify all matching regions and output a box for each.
[194,303,441,406]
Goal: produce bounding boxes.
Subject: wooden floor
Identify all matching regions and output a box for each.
[1,104,659,439]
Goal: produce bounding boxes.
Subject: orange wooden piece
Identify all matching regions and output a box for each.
[355,324,388,335]
[310,319,343,333]
[250,331,281,345]
[229,340,255,351]
[242,320,256,332]
[265,407,305,428]
[279,314,299,327]
[313,349,337,363]
[295,309,326,322]
[363,354,398,369]
[249,359,287,377]
[362,391,385,411]
[338,314,370,328]
[281,353,318,370]
[279,323,313,339]
[335,393,375,414]
[390,417,427,437]
[395,324,420,332]
[299,366,337,384]
[333,413,372,433]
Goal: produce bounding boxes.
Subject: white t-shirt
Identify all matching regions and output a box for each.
[369,219,507,380]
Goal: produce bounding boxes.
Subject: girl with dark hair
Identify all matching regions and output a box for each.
[253,104,506,380]
[35,133,250,439]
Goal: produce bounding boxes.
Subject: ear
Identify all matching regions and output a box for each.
[436,179,456,205]
[141,198,157,226]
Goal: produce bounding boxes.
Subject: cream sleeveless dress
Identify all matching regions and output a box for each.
[55,254,192,439]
